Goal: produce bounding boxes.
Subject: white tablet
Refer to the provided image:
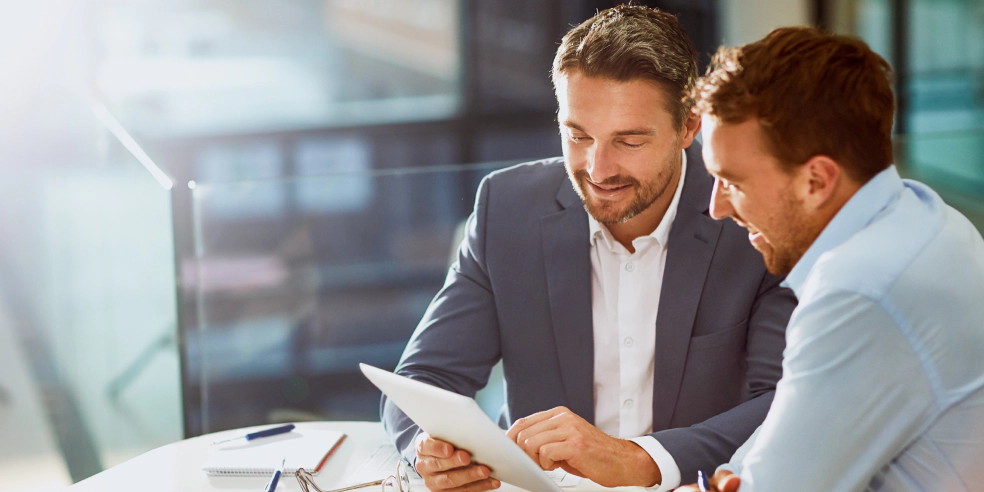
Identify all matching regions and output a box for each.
[360,364,564,492]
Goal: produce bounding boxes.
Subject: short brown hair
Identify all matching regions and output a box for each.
[552,5,699,128]
[691,27,895,183]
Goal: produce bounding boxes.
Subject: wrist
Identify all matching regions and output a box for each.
[622,439,662,487]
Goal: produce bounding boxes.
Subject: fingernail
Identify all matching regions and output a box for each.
[493,479,501,488]
[480,467,489,478]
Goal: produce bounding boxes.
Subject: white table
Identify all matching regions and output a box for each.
[67,421,644,492]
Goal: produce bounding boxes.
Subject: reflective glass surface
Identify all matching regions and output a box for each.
[905,0,984,135]
[187,162,511,433]
[0,107,182,486]
[897,131,984,231]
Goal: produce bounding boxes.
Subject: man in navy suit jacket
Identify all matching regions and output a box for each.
[382,6,796,491]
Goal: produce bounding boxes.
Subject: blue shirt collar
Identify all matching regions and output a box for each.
[783,165,905,296]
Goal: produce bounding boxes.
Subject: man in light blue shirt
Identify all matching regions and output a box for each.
[678,27,984,491]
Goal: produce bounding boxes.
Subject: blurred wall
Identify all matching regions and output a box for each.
[720,0,812,45]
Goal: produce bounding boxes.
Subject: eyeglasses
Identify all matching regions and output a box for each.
[296,459,411,492]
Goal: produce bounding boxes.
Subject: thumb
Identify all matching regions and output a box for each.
[718,474,741,492]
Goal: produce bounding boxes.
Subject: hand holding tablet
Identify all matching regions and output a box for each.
[360,364,564,492]
[414,432,499,491]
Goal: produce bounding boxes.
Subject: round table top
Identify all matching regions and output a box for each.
[67,421,391,492]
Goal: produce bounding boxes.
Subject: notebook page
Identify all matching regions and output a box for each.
[203,429,344,476]
[342,442,423,486]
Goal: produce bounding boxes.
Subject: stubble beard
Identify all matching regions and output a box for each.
[569,165,675,225]
[759,188,817,275]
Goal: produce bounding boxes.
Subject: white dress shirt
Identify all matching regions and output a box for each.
[588,150,686,492]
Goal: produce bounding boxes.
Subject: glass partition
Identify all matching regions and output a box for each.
[184,131,984,436]
[0,106,182,487]
[186,162,512,434]
[900,131,984,191]
[896,130,984,232]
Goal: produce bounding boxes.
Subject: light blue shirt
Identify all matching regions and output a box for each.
[722,166,984,491]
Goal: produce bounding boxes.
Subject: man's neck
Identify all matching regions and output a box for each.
[607,163,683,253]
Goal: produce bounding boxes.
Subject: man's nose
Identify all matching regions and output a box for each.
[709,177,735,220]
[586,143,619,183]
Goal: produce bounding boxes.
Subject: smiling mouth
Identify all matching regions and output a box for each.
[588,181,632,193]
[745,224,770,250]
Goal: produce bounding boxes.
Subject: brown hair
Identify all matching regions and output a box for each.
[691,27,895,183]
[552,4,699,128]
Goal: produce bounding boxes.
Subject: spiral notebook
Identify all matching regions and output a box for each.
[203,428,346,477]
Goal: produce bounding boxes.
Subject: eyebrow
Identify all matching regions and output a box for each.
[709,166,742,183]
[561,120,657,137]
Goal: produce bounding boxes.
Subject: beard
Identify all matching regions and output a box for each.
[756,188,817,275]
[568,165,675,225]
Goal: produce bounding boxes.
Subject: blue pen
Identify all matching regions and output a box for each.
[264,458,285,492]
[211,424,296,445]
[697,470,711,492]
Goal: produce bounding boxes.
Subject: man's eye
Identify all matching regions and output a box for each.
[621,141,643,149]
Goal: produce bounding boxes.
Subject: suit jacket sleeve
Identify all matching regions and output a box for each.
[381,174,503,465]
[649,269,795,481]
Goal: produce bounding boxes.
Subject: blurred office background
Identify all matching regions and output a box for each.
[0,0,980,489]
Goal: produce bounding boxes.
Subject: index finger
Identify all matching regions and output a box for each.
[416,433,455,458]
[506,406,570,442]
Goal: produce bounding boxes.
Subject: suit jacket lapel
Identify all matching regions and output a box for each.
[541,181,595,423]
[652,144,723,431]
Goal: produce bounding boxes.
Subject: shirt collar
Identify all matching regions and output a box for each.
[783,165,905,296]
[589,149,688,252]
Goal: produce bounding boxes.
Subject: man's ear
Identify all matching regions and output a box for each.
[797,155,842,210]
[681,112,701,148]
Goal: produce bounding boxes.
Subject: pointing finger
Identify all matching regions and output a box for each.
[507,406,569,442]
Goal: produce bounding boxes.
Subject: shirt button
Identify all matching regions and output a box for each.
[623,399,634,409]
[623,337,634,347]
[625,262,635,272]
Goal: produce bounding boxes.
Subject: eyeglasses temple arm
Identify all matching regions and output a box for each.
[297,475,385,492]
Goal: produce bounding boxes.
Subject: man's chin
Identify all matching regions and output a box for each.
[762,256,790,276]
[584,199,632,225]
[749,234,789,275]
[760,248,800,276]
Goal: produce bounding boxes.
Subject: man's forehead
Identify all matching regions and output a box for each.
[556,71,673,105]
[557,75,674,135]
[555,69,669,90]
[700,117,742,178]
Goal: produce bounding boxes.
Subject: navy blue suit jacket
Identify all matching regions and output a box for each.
[382,144,796,481]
